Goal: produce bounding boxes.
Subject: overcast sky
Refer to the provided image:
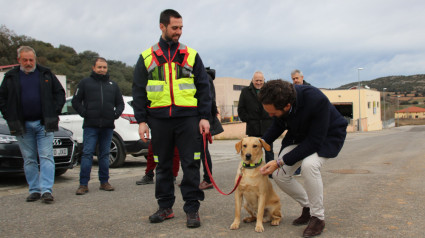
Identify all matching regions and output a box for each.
[1,0,425,88]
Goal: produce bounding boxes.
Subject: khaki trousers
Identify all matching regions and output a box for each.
[273,144,326,219]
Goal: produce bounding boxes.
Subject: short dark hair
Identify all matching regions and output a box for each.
[258,79,296,110]
[160,9,182,26]
[93,57,107,66]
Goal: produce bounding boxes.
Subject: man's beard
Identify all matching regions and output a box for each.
[20,65,36,73]
[164,34,180,43]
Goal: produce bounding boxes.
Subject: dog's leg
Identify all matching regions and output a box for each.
[242,204,256,223]
[254,195,266,232]
[271,208,282,226]
[230,190,243,230]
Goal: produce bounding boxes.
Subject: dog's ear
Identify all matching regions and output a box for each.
[259,138,271,151]
[235,139,243,154]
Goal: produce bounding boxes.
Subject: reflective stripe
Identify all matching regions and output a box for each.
[194,152,201,160]
[146,85,164,92]
[154,155,159,163]
[179,83,196,90]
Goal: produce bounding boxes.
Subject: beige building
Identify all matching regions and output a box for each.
[322,88,382,131]
[395,106,425,119]
[213,77,383,133]
[214,77,251,121]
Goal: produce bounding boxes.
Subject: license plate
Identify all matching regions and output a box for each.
[54,148,68,157]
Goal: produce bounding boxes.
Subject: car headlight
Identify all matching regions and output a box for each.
[0,134,18,143]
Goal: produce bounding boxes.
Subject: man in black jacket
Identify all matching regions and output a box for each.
[259,80,348,237]
[237,71,274,163]
[0,46,65,203]
[72,57,124,195]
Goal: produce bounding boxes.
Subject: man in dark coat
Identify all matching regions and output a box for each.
[237,71,274,163]
[259,80,348,237]
[0,46,65,203]
[72,57,124,195]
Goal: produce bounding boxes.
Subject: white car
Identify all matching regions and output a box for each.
[59,96,149,167]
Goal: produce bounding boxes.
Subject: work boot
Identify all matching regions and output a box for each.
[76,185,89,195]
[41,192,54,204]
[136,174,154,185]
[293,207,311,226]
[99,182,115,191]
[26,193,41,202]
[186,211,201,228]
[149,208,174,223]
[303,216,325,237]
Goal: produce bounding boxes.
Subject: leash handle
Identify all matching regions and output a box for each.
[202,132,242,195]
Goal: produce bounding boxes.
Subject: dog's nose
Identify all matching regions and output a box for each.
[246,153,251,160]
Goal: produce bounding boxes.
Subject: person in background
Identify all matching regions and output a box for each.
[136,142,180,185]
[259,79,347,237]
[291,69,311,176]
[72,57,124,195]
[291,69,311,86]
[132,9,211,228]
[237,71,274,164]
[199,67,223,190]
[0,46,65,203]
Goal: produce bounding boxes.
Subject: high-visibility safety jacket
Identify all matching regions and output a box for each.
[142,43,198,108]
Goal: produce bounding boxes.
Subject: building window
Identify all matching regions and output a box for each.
[233,85,247,91]
[368,102,371,109]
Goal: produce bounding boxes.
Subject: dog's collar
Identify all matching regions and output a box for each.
[242,158,263,169]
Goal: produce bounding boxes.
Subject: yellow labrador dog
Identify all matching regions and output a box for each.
[230,137,282,232]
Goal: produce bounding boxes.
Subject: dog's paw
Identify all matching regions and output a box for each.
[255,224,265,233]
[243,216,256,223]
[230,222,240,230]
[271,219,280,226]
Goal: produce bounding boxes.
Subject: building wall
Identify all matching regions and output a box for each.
[214,77,250,119]
[396,112,425,119]
[322,88,382,131]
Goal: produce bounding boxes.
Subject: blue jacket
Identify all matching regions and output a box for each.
[262,85,348,166]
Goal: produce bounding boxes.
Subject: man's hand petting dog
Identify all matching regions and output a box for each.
[260,161,279,175]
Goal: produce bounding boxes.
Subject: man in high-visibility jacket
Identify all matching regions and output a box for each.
[132,9,211,229]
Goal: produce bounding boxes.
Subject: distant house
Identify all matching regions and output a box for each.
[395,106,425,119]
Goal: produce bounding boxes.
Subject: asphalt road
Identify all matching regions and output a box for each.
[0,125,424,237]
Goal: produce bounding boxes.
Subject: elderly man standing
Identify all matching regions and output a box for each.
[237,71,274,163]
[0,46,65,203]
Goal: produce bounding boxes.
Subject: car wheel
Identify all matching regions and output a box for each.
[109,135,126,168]
[55,168,68,176]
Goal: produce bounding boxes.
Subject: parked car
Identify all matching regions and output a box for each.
[0,116,78,176]
[59,96,149,168]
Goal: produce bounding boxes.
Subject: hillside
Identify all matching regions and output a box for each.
[336,74,425,95]
[0,25,134,95]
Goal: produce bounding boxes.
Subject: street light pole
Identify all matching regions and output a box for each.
[358,68,364,132]
[383,88,387,129]
[397,95,400,127]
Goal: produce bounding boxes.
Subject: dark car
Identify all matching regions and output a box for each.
[0,117,78,176]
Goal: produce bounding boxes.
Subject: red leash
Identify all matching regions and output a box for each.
[202,132,242,195]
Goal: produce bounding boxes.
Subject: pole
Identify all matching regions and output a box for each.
[383,88,386,129]
[397,96,400,127]
[358,68,364,132]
